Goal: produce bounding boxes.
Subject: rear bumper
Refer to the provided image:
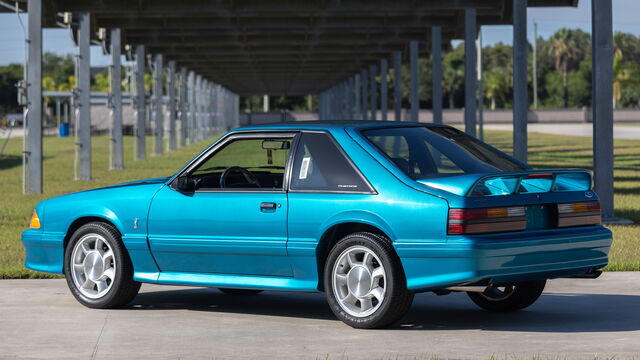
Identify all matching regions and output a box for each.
[397,226,612,291]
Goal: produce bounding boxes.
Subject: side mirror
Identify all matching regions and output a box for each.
[174,176,196,192]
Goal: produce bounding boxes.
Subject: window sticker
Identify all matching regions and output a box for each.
[299,157,311,179]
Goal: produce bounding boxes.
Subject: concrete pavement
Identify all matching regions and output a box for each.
[1,273,639,359]
[485,123,640,140]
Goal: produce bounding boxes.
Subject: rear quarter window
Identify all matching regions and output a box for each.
[290,132,373,193]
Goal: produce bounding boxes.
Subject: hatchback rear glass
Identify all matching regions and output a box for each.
[362,126,526,180]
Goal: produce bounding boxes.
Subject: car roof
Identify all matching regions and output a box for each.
[234,120,452,132]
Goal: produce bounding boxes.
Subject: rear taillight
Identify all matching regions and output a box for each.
[557,201,601,227]
[448,206,526,235]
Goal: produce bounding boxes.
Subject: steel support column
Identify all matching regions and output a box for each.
[134,45,146,160]
[393,52,402,121]
[77,13,91,180]
[188,72,196,144]
[167,61,177,151]
[110,28,123,169]
[409,41,419,122]
[354,74,361,120]
[26,0,42,193]
[380,59,388,121]
[195,75,202,142]
[361,69,368,120]
[56,99,61,136]
[464,9,477,136]
[152,54,163,156]
[592,0,616,221]
[179,67,187,147]
[370,64,378,121]
[513,0,528,162]
[432,27,443,125]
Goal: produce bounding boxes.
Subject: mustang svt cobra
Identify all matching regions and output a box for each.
[22,122,611,328]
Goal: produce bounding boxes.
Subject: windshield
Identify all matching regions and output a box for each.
[362,126,526,180]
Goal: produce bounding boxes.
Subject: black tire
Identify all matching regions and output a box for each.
[64,222,141,308]
[324,232,414,329]
[218,288,263,296]
[467,280,546,312]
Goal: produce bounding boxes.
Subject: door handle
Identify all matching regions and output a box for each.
[260,202,277,211]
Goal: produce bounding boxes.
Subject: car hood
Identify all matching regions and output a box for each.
[96,177,170,191]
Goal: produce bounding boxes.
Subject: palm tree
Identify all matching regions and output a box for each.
[613,33,640,108]
[547,28,590,108]
[484,70,509,110]
[442,49,464,109]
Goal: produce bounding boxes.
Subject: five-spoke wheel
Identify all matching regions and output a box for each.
[64,222,140,308]
[332,246,386,317]
[70,233,116,299]
[325,232,413,329]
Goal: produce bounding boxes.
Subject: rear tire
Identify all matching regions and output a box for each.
[218,288,263,296]
[324,232,413,329]
[64,222,141,308]
[467,280,546,312]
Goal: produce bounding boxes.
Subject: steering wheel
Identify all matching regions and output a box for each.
[219,166,261,188]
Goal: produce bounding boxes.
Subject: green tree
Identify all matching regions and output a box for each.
[92,71,110,92]
[613,33,640,109]
[442,45,464,109]
[0,63,24,114]
[547,28,591,108]
[484,70,509,110]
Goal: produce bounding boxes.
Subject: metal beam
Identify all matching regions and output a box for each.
[370,64,378,121]
[409,40,419,122]
[432,26,443,124]
[513,0,528,162]
[77,13,91,180]
[592,0,616,221]
[167,60,177,151]
[393,51,402,121]
[110,28,123,170]
[135,45,146,160]
[380,58,388,121]
[464,8,477,136]
[26,0,42,193]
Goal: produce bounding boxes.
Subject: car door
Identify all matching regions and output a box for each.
[147,132,295,276]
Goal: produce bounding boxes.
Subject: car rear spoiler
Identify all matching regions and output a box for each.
[417,169,592,197]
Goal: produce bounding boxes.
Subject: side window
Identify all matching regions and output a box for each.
[291,132,372,193]
[190,137,292,190]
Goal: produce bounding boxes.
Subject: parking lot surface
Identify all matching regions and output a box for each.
[1,273,639,359]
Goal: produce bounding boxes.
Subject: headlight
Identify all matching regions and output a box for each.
[29,211,41,229]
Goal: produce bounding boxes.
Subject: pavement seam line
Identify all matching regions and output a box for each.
[91,314,108,360]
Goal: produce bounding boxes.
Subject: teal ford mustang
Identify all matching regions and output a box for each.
[22,122,611,328]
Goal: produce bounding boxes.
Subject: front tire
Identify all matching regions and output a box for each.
[467,280,546,312]
[64,222,141,308]
[324,232,413,329]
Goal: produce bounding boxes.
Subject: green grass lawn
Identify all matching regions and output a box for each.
[0,130,638,278]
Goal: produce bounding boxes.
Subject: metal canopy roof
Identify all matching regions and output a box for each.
[8,0,578,95]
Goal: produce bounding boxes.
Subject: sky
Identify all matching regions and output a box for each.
[1,0,640,67]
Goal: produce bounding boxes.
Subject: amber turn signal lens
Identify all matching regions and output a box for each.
[30,211,41,229]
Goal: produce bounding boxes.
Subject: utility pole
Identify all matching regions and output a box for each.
[533,21,539,110]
